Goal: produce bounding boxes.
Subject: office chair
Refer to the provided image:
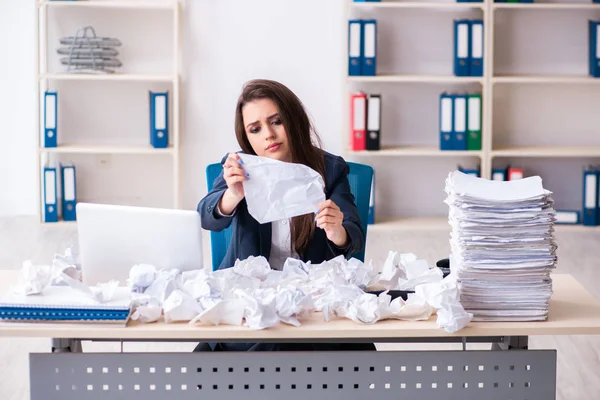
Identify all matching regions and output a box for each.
[205,161,374,270]
[205,163,233,271]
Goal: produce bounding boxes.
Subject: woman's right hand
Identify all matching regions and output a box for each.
[222,152,247,200]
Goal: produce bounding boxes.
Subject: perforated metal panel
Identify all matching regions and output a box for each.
[31,350,556,400]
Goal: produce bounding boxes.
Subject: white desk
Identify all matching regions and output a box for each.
[1,270,600,400]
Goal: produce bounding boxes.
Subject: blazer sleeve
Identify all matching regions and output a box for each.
[197,154,236,232]
[326,157,365,258]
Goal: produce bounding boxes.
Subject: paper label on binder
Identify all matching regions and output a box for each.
[64,167,75,201]
[364,23,376,58]
[45,95,56,129]
[155,95,166,130]
[597,25,600,58]
[585,173,597,209]
[350,23,361,57]
[458,24,468,58]
[468,97,481,130]
[45,170,56,205]
[353,97,366,130]
[441,98,452,132]
[367,97,380,130]
[454,97,466,133]
[472,24,483,58]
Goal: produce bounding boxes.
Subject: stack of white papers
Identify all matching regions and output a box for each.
[444,171,557,322]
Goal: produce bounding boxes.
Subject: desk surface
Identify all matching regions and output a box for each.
[1,270,600,340]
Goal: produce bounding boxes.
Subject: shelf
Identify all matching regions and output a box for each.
[491,146,600,158]
[40,73,177,82]
[493,2,600,10]
[368,217,450,231]
[347,75,484,84]
[350,1,484,10]
[39,144,175,155]
[40,220,77,226]
[368,217,599,232]
[348,146,483,157]
[493,75,600,84]
[38,0,175,10]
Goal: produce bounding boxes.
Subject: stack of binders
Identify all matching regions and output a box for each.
[439,92,482,151]
[349,92,381,151]
[348,19,377,76]
[445,170,557,322]
[589,20,600,77]
[454,20,484,77]
[491,166,524,181]
[43,161,78,223]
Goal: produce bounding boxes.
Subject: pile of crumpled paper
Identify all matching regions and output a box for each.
[9,248,472,333]
[125,251,472,333]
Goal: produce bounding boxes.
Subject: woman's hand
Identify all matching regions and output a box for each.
[315,199,348,247]
[223,153,247,198]
[218,153,248,215]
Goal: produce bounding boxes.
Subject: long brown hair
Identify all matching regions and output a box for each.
[234,79,325,256]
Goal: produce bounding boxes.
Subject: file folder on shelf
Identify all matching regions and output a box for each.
[470,20,484,77]
[467,93,482,150]
[348,19,362,76]
[366,94,381,150]
[362,20,377,76]
[60,163,77,221]
[453,94,467,151]
[350,92,367,151]
[149,91,169,148]
[583,167,598,226]
[454,20,470,77]
[439,93,453,151]
[42,163,58,223]
[43,91,57,148]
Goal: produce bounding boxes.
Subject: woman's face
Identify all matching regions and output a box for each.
[242,98,291,162]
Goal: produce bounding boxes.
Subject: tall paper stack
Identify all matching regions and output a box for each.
[444,171,557,322]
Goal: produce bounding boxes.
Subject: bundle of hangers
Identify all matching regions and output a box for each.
[57,26,122,74]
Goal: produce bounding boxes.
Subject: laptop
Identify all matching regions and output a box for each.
[76,203,204,286]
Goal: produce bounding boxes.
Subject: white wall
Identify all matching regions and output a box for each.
[1,1,598,219]
[0,0,345,216]
[0,1,37,215]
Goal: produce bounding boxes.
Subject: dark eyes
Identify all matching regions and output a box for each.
[249,119,282,134]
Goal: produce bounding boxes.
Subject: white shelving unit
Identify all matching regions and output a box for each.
[35,0,181,224]
[344,0,600,230]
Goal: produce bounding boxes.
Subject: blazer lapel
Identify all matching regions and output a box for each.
[258,222,272,260]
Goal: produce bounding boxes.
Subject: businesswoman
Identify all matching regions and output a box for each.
[196,79,372,351]
[198,79,364,271]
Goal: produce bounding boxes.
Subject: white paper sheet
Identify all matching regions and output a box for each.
[238,154,326,223]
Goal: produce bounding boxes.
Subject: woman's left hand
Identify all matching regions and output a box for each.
[316,199,348,247]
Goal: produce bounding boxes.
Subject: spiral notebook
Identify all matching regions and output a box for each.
[0,285,132,324]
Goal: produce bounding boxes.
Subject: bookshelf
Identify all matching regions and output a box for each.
[35,0,181,224]
[344,0,600,229]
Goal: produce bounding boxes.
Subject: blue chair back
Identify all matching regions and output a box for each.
[346,162,374,262]
[205,161,374,270]
[206,163,233,271]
